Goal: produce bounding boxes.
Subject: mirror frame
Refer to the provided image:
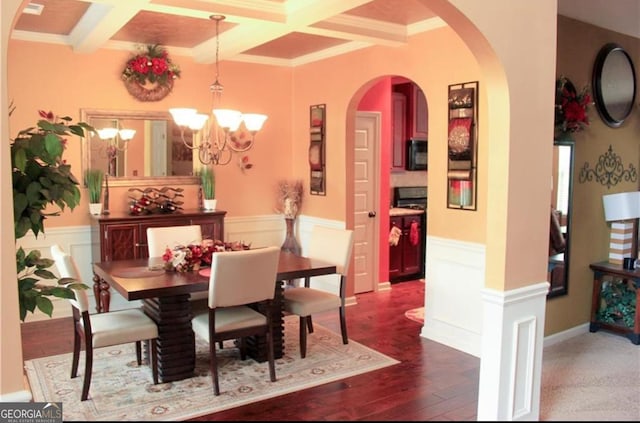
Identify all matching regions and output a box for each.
[592,43,637,128]
[81,108,199,187]
[548,138,575,299]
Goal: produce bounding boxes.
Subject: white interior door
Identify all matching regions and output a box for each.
[149,120,168,176]
[354,112,380,293]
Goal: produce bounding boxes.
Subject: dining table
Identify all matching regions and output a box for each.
[91,251,337,383]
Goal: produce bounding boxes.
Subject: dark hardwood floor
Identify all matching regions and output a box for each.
[21,280,479,421]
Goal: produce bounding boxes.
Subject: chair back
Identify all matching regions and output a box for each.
[51,244,90,313]
[147,225,202,257]
[308,226,354,276]
[208,246,280,309]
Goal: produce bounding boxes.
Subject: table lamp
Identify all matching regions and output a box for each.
[602,191,640,264]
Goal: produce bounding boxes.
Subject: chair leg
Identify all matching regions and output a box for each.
[150,338,158,385]
[299,316,307,359]
[239,337,247,360]
[210,339,220,396]
[81,344,93,401]
[71,329,81,379]
[267,325,276,382]
[339,306,349,345]
[307,315,314,333]
[135,341,142,365]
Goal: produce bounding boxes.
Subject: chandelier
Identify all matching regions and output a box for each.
[170,15,267,165]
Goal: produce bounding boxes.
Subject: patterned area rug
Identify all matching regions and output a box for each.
[25,315,399,421]
[404,307,424,324]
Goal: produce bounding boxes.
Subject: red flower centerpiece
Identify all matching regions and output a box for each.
[162,239,251,272]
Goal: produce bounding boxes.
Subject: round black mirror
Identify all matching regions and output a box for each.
[592,43,637,128]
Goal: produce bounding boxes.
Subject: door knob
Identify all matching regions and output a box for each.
[368,211,376,217]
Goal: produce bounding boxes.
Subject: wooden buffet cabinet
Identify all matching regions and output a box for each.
[90,209,226,312]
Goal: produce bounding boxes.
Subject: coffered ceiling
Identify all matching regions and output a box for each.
[11,0,638,67]
[11,0,443,66]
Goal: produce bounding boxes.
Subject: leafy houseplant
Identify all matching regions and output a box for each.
[596,278,636,328]
[12,110,93,321]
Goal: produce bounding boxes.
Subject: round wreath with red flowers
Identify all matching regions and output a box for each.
[121,44,181,102]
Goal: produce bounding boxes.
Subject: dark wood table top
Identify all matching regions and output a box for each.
[92,251,337,301]
[589,261,640,283]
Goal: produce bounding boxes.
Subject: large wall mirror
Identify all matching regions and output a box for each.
[592,43,637,128]
[548,138,575,298]
[81,109,199,187]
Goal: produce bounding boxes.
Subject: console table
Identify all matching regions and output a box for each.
[90,209,226,312]
[589,261,640,345]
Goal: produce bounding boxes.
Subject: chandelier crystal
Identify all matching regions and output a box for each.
[170,14,267,165]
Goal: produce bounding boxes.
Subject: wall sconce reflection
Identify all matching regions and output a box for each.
[94,127,136,176]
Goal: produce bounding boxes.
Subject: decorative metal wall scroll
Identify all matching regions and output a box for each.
[578,144,637,188]
[447,81,478,210]
[309,104,326,195]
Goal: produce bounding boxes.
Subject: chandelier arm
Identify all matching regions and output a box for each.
[197,145,212,165]
[178,128,200,150]
[215,147,233,165]
[226,133,256,153]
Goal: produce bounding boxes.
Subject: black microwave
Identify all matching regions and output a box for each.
[405,138,427,171]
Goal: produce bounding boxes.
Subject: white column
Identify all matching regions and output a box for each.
[477,282,549,421]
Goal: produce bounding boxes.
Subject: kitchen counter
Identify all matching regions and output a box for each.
[389,207,425,217]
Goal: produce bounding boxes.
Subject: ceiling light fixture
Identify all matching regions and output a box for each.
[170,14,267,166]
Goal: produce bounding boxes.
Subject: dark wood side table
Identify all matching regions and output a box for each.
[589,261,640,345]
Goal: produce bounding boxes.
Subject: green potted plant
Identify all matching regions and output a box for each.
[12,109,93,321]
[84,168,104,215]
[198,166,216,210]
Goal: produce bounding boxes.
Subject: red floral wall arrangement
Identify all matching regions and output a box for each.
[554,76,591,139]
[121,44,181,101]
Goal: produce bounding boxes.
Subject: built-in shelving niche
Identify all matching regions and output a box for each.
[447,81,478,210]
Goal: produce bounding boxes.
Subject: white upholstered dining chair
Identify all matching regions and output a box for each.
[283,226,354,358]
[146,225,207,301]
[51,244,159,401]
[191,246,280,396]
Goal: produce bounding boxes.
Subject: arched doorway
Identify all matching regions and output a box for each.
[351,75,428,294]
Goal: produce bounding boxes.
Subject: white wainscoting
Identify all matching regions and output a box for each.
[422,235,486,357]
[17,214,343,322]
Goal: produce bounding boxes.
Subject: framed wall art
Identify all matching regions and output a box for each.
[309,104,326,195]
[447,81,478,210]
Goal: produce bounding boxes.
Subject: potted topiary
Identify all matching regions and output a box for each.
[198,166,216,211]
[84,168,104,215]
[12,109,94,321]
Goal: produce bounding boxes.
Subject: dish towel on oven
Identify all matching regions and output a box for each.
[389,226,401,246]
[409,221,419,246]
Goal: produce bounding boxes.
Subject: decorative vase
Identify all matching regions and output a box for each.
[203,198,217,211]
[89,203,102,216]
[281,217,301,255]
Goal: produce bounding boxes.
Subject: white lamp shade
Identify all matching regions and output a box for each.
[96,127,118,140]
[118,129,136,140]
[243,113,268,132]
[603,191,640,221]
[188,113,209,131]
[213,109,242,131]
[169,108,197,127]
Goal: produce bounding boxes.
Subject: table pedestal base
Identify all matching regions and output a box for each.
[143,295,195,383]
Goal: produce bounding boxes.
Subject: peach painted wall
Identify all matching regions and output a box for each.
[7,41,293,227]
